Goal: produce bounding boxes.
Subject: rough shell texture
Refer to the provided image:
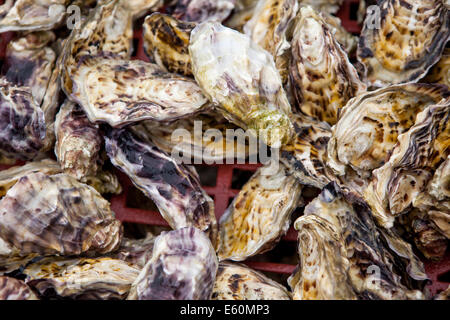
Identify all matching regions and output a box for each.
[289,6,366,125]
[0,172,122,256]
[71,54,211,127]
[225,0,259,31]
[212,261,291,300]
[83,170,123,195]
[435,285,450,300]
[358,0,450,87]
[321,12,358,54]
[189,22,294,147]
[0,81,46,161]
[365,101,450,228]
[143,13,195,76]
[171,0,235,23]
[119,0,162,18]
[104,128,218,247]
[128,227,218,300]
[0,277,38,300]
[424,48,450,88]
[327,84,449,178]
[300,0,343,15]
[110,234,155,268]
[55,100,102,181]
[0,0,69,32]
[24,257,140,300]
[218,163,302,261]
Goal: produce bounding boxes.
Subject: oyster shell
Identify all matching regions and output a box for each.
[171,0,235,23]
[189,22,294,147]
[0,172,122,256]
[225,0,259,31]
[71,54,211,127]
[289,6,366,125]
[119,0,162,18]
[0,277,38,300]
[300,0,343,15]
[0,0,69,32]
[358,0,450,87]
[143,13,195,76]
[110,234,155,268]
[0,80,46,161]
[104,128,218,246]
[365,100,450,228]
[218,163,302,261]
[55,100,101,181]
[83,170,123,195]
[435,285,450,300]
[212,261,291,300]
[321,12,358,55]
[128,227,218,300]
[425,48,450,88]
[327,84,449,178]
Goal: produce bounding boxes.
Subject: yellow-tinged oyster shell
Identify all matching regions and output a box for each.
[425,48,450,87]
[0,172,122,256]
[289,6,366,125]
[189,22,294,147]
[358,0,450,87]
[119,0,162,18]
[212,262,291,300]
[218,163,302,261]
[83,170,123,195]
[0,276,38,300]
[299,0,343,15]
[321,12,358,54]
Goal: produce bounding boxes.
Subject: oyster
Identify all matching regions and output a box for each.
[55,100,101,181]
[289,6,366,125]
[0,172,122,256]
[225,0,259,31]
[218,163,302,261]
[171,0,235,23]
[212,261,291,300]
[365,100,450,228]
[189,22,294,147]
[128,227,218,300]
[24,257,140,300]
[0,277,38,300]
[425,48,450,88]
[71,54,211,127]
[299,0,343,15]
[143,13,195,76]
[327,84,448,178]
[321,12,358,55]
[243,0,299,82]
[104,128,218,246]
[0,80,46,161]
[0,0,69,32]
[358,0,450,87]
[119,0,162,18]
[110,234,155,268]
[435,285,450,300]
[83,170,123,195]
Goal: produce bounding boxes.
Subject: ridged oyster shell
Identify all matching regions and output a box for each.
[425,48,450,87]
[289,6,366,125]
[212,261,291,300]
[128,227,218,300]
[189,22,294,147]
[300,0,343,15]
[171,0,235,23]
[119,0,162,18]
[0,172,122,256]
[218,163,302,261]
[358,0,450,87]
[225,0,259,31]
[321,12,358,54]
[110,234,155,268]
[0,276,38,300]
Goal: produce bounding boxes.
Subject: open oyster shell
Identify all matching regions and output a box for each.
[189,22,294,147]
[0,276,38,300]
[171,0,235,23]
[104,128,218,247]
[218,163,302,261]
[212,261,291,300]
[289,6,366,125]
[0,172,122,256]
[0,80,46,161]
[358,0,450,87]
[71,54,211,127]
[327,84,449,179]
[425,48,450,88]
[128,227,218,300]
[365,100,450,228]
[143,13,195,76]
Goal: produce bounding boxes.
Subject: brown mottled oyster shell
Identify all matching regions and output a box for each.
[171,0,235,23]
[0,172,122,256]
[358,0,450,87]
[425,48,450,88]
[128,227,218,300]
[110,234,155,268]
[321,12,358,54]
[0,276,38,300]
[83,170,123,195]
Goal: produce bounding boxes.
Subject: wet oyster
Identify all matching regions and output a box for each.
[0,172,122,256]
[300,0,343,15]
[143,13,195,76]
[243,0,299,82]
[212,262,291,300]
[218,163,302,261]
[0,277,38,300]
[0,0,69,32]
[425,48,450,88]
[189,22,294,147]
[104,128,218,246]
[24,257,140,300]
[128,227,218,300]
[71,54,211,127]
[358,0,450,87]
[0,81,46,161]
[119,0,162,18]
[365,101,450,228]
[171,0,235,23]
[327,84,448,178]
[110,234,155,268]
[55,100,101,181]
[289,6,366,125]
